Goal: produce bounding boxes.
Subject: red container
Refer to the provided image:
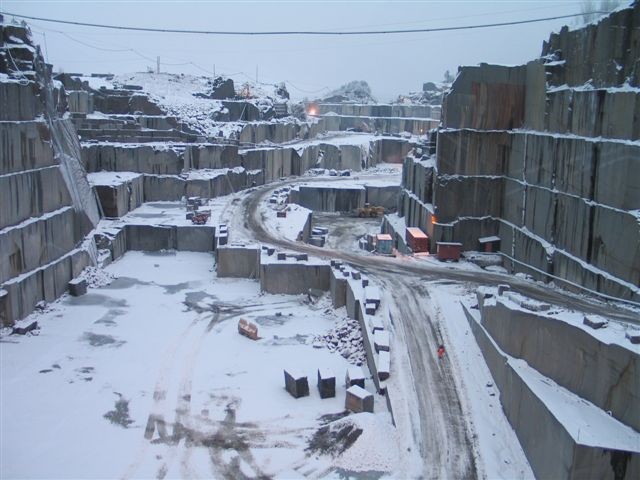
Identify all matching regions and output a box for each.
[436,242,462,261]
[406,227,429,253]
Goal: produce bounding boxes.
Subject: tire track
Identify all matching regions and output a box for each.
[384,276,477,479]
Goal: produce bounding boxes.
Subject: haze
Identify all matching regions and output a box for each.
[2,0,599,100]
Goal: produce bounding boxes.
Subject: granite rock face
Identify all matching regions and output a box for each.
[0,19,96,324]
[398,4,640,302]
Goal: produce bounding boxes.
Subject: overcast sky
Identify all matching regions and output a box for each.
[0,0,618,101]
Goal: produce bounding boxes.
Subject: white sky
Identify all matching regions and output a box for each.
[0,0,618,101]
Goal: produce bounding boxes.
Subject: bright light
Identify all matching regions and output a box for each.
[307,106,317,116]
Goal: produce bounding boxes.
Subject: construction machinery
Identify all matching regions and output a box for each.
[191,210,211,225]
[356,203,385,218]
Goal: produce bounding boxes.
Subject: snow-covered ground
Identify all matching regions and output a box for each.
[1,251,397,479]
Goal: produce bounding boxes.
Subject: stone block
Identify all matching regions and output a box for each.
[68,278,87,296]
[345,385,374,413]
[345,366,365,389]
[284,369,309,398]
[317,368,336,399]
[583,315,608,330]
[373,330,390,353]
[377,351,390,381]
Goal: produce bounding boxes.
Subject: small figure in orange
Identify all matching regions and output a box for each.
[437,344,446,359]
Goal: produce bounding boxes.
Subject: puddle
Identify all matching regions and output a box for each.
[102,277,148,289]
[94,308,127,326]
[162,281,193,295]
[264,334,311,346]
[67,294,129,308]
[183,291,219,314]
[80,332,125,348]
[253,315,288,327]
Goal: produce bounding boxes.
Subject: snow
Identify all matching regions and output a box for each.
[78,265,116,288]
[260,202,311,243]
[87,171,142,186]
[427,284,536,479]
[0,251,397,478]
[513,357,640,451]
[491,293,640,353]
[347,385,371,399]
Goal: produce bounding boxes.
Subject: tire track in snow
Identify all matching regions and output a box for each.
[383,276,477,479]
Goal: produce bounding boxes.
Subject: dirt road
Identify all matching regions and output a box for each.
[234,179,639,477]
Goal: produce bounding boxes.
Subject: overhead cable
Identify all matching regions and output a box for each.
[0,11,607,36]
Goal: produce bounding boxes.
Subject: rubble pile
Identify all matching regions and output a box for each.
[79,266,116,288]
[314,316,366,365]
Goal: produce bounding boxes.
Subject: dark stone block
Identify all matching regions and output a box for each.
[284,369,309,398]
[68,278,87,297]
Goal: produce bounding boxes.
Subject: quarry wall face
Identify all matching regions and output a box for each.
[398,3,640,302]
[1,20,99,325]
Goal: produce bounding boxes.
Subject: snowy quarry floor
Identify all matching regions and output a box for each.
[0,251,396,479]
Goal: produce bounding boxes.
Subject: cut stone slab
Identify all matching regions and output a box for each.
[345,385,374,413]
[317,368,336,399]
[284,368,309,398]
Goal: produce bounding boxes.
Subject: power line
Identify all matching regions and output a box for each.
[0,10,608,36]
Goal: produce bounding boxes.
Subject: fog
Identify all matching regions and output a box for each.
[2,0,598,101]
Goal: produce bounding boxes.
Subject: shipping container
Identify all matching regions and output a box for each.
[376,233,393,254]
[436,242,462,261]
[406,227,429,253]
[478,235,500,252]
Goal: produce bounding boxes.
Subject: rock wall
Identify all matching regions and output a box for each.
[398,4,640,302]
[0,19,97,325]
[481,299,639,431]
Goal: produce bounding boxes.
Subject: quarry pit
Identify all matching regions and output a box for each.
[1,6,639,480]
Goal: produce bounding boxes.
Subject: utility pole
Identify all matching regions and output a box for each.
[256,65,258,83]
[213,64,216,77]
[156,56,160,74]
